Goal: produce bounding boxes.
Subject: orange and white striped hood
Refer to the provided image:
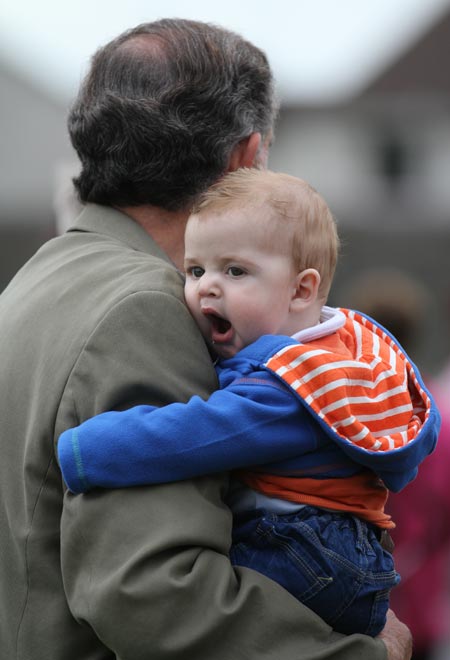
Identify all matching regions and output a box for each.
[263,308,440,492]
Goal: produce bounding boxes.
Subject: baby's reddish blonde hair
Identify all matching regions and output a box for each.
[191,168,339,300]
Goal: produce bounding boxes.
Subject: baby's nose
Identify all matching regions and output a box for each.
[198,273,220,297]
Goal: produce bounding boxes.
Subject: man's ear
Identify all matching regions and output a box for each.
[290,269,321,310]
[227,133,262,172]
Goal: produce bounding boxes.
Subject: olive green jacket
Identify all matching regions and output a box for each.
[0,204,387,659]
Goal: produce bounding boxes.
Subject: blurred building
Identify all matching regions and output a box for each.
[0,60,73,286]
[1,10,450,374]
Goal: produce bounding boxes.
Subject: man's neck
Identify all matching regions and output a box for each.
[118,205,189,271]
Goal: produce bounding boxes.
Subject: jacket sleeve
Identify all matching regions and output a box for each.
[58,290,387,660]
[58,373,320,493]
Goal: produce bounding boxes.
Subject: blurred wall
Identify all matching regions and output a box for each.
[0,62,73,285]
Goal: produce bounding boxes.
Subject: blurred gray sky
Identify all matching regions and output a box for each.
[1,0,450,105]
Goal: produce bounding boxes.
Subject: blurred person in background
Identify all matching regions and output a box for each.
[0,19,412,660]
[344,268,450,660]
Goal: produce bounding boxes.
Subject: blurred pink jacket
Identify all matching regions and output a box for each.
[388,396,450,653]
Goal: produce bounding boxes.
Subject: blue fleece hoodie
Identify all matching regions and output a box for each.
[58,311,440,499]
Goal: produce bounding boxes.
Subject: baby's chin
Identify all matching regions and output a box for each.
[212,342,240,360]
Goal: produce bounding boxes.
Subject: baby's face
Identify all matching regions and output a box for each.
[184,207,299,359]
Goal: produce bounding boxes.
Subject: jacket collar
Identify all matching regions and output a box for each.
[67,203,174,266]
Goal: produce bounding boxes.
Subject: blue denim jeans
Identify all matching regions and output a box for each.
[230,506,400,636]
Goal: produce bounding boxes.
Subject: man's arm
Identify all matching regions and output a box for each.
[62,477,400,660]
[58,290,390,659]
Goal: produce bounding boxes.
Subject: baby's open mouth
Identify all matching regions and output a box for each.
[204,312,233,342]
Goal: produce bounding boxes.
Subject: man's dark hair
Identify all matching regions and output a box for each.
[68,18,277,211]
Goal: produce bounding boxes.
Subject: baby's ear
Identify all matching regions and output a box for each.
[290,269,321,309]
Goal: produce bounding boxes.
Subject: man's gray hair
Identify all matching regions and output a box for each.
[68,18,278,211]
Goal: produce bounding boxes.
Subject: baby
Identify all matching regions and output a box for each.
[58,169,439,636]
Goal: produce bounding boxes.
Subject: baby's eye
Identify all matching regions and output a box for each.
[188,266,205,278]
[227,266,246,277]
